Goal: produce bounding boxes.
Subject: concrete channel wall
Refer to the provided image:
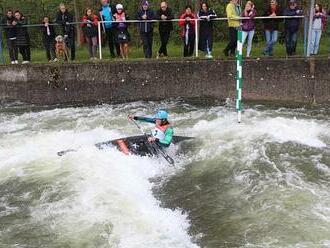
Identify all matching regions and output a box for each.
[0,58,329,106]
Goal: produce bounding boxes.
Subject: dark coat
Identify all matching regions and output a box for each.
[55,10,75,36]
[155,7,174,32]
[283,7,303,33]
[241,9,257,31]
[15,17,30,46]
[136,9,154,34]
[198,9,217,34]
[263,7,282,31]
[2,16,16,39]
[41,23,56,42]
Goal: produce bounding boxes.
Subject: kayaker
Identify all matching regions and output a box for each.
[129,110,173,147]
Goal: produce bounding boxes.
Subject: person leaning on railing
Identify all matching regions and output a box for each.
[136,1,155,59]
[309,3,327,55]
[179,5,197,57]
[198,1,217,59]
[155,1,174,58]
[283,0,303,56]
[263,0,282,56]
[55,3,75,61]
[241,1,257,58]
[224,0,241,57]
[41,16,56,62]
[113,4,130,59]
[99,0,120,58]
[1,10,18,64]
[81,8,99,60]
[13,11,31,64]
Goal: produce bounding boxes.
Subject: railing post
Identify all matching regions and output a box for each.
[195,18,199,58]
[236,30,243,123]
[98,21,103,60]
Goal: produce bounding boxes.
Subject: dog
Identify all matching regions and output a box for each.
[55,35,69,61]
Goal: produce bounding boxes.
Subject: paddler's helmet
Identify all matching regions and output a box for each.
[155,110,168,120]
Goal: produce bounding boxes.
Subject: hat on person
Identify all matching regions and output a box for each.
[141,0,149,6]
[116,4,123,10]
[154,110,168,120]
[289,0,296,4]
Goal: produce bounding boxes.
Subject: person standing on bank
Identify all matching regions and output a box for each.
[55,3,75,61]
[241,1,257,57]
[136,1,155,59]
[283,0,303,56]
[155,1,174,58]
[14,11,31,64]
[113,4,130,59]
[99,0,120,58]
[81,8,99,60]
[263,0,282,56]
[224,0,241,57]
[41,17,56,62]
[309,3,327,55]
[2,10,18,64]
[198,2,217,59]
[179,5,196,57]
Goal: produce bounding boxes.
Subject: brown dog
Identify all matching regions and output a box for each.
[55,35,69,61]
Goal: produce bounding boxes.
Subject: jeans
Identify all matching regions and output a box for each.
[44,38,56,61]
[285,31,298,56]
[140,32,153,58]
[105,28,120,57]
[310,29,322,55]
[242,30,255,57]
[158,30,171,56]
[7,39,18,62]
[0,32,4,64]
[264,30,278,55]
[224,27,238,55]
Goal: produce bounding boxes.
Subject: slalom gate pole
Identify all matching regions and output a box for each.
[236,30,243,123]
[97,22,103,60]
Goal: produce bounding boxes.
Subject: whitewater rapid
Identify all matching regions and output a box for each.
[1,101,330,247]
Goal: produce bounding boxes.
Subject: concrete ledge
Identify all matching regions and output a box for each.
[0,58,329,106]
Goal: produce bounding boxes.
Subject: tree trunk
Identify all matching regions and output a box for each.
[73,0,81,47]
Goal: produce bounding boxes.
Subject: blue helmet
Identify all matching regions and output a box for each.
[154,110,168,120]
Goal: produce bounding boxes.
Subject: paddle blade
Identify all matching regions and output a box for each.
[57,149,77,156]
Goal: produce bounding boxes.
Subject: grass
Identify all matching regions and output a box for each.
[1,34,329,64]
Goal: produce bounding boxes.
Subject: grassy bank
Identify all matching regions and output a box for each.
[1,36,329,64]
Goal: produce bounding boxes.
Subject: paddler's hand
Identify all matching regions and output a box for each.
[148,137,157,143]
[128,115,134,120]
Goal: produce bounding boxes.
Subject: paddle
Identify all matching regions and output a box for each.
[129,117,175,166]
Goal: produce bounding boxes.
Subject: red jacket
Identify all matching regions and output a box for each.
[178,13,196,38]
[81,14,99,27]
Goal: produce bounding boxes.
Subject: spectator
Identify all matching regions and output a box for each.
[136,1,155,59]
[14,11,30,64]
[309,3,327,55]
[2,10,18,64]
[56,3,75,60]
[283,0,303,56]
[198,2,217,58]
[224,0,241,57]
[81,8,99,60]
[241,1,257,57]
[155,1,174,58]
[41,17,56,62]
[99,0,120,58]
[179,5,196,57]
[113,4,130,59]
[263,0,282,56]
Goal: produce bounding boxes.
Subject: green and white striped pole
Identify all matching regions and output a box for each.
[236,30,243,123]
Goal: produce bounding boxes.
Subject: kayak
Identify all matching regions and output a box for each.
[95,135,193,157]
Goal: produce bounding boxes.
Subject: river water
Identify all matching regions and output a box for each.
[0,100,329,248]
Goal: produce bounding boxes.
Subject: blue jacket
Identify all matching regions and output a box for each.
[136,9,154,33]
[99,4,115,29]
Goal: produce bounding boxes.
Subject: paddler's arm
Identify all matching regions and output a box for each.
[158,127,173,146]
[133,116,156,124]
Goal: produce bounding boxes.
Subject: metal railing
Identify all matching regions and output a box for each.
[1,14,327,63]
